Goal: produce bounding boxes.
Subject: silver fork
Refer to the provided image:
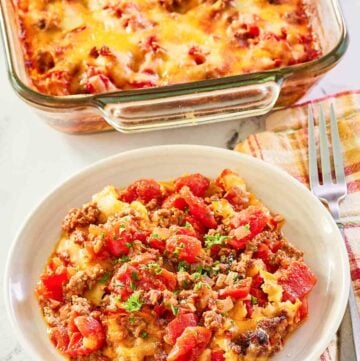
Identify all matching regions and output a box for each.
[308,103,360,360]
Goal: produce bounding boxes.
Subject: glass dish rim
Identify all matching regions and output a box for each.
[0,0,349,108]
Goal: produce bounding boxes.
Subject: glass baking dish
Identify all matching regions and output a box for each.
[0,0,348,134]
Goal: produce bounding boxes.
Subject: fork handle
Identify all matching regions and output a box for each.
[337,226,360,361]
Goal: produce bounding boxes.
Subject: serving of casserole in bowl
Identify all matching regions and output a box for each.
[0,0,348,133]
[5,145,349,361]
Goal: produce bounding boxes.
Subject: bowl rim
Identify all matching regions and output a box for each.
[4,144,350,361]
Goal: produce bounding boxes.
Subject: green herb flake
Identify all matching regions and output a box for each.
[184,207,190,215]
[194,282,210,291]
[147,263,163,275]
[178,261,189,272]
[171,305,179,316]
[251,295,258,305]
[131,271,139,281]
[113,255,130,265]
[184,221,192,229]
[123,293,143,312]
[98,272,110,284]
[126,242,134,249]
[120,255,129,264]
[150,233,159,239]
[140,331,149,339]
[130,282,137,291]
[204,233,229,249]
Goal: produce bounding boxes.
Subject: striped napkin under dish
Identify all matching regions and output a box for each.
[235,90,360,361]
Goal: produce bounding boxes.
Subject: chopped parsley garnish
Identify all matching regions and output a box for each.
[184,221,192,229]
[98,272,110,284]
[194,282,210,291]
[150,233,159,239]
[126,242,134,249]
[193,272,202,281]
[204,233,229,249]
[99,231,105,239]
[131,271,139,280]
[178,261,189,272]
[124,293,143,312]
[140,331,149,339]
[130,282,137,291]
[171,305,179,316]
[113,255,129,265]
[184,206,190,214]
[251,295,258,305]
[147,263,163,275]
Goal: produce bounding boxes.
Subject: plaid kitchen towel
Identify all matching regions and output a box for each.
[235,90,360,361]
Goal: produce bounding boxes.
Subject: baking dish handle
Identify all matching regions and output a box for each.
[94,76,283,133]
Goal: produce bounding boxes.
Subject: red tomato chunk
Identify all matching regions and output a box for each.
[279,261,317,302]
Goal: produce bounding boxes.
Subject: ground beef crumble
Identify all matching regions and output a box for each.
[62,203,100,233]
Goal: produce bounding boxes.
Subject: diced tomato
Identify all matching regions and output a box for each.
[184,215,206,238]
[218,283,250,299]
[270,240,283,253]
[180,187,217,229]
[105,221,149,257]
[154,304,168,317]
[173,225,198,238]
[250,274,268,306]
[230,207,268,231]
[211,349,225,361]
[119,179,163,204]
[167,327,212,361]
[148,237,166,251]
[66,316,105,357]
[298,297,309,321]
[49,325,70,352]
[175,174,210,197]
[244,300,253,318]
[40,272,68,302]
[224,186,248,211]
[188,46,206,65]
[226,235,248,250]
[129,252,155,266]
[111,257,177,298]
[106,230,132,257]
[254,243,270,262]
[166,235,203,263]
[158,268,177,291]
[165,313,198,345]
[163,193,188,210]
[247,25,260,37]
[279,261,317,302]
[110,263,137,300]
[228,207,268,250]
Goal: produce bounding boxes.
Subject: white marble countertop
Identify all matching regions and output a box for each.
[1,0,359,359]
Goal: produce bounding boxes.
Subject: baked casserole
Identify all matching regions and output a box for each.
[17,0,321,95]
[36,170,317,360]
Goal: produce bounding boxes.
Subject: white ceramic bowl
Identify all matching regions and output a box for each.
[5,145,349,361]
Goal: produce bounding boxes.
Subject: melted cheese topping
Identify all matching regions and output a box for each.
[16,0,320,95]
